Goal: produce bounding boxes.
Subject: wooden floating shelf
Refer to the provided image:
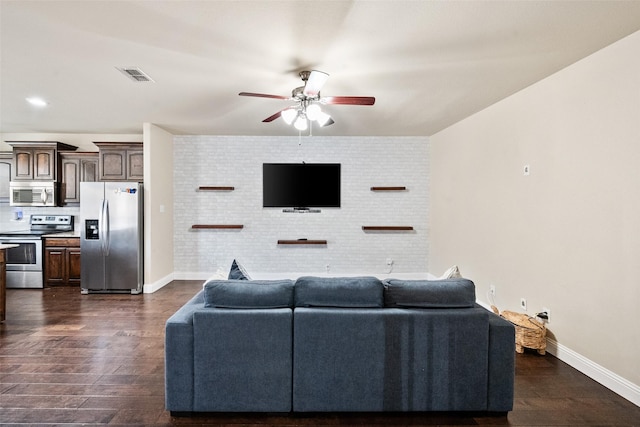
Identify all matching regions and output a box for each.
[277,240,327,245]
[370,186,407,191]
[198,186,235,191]
[362,226,414,231]
[191,224,244,229]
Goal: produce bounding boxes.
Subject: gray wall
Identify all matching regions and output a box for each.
[173,135,429,279]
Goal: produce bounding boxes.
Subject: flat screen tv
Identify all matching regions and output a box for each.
[263,163,341,209]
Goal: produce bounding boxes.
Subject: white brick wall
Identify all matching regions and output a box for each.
[173,135,429,279]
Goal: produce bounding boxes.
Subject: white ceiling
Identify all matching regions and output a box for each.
[2,0,640,137]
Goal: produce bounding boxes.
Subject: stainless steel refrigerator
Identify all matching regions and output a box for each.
[80,182,143,294]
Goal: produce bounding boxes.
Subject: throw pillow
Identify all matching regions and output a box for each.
[439,265,462,279]
[228,259,251,280]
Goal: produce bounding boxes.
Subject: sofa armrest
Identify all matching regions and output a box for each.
[485,307,516,411]
[164,290,204,412]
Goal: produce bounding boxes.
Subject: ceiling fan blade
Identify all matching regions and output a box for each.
[322,96,376,105]
[303,70,329,97]
[239,92,289,100]
[262,110,283,122]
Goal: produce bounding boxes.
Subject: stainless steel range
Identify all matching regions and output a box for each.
[0,214,74,288]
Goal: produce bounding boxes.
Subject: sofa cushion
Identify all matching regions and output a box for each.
[193,308,293,412]
[294,276,384,308]
[203,279,294,308]
[293,307,490,411]
[383,278,476,308]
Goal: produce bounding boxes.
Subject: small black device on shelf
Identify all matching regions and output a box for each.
[263,163,341,211]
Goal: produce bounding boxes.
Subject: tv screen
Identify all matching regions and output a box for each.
[263,163,341,209]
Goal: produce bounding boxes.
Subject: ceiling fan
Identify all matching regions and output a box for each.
[239,70,375,131]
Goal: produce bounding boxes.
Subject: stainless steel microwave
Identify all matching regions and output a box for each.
[10,181,58,206]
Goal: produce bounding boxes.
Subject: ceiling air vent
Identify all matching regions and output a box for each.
[116,66,155,83]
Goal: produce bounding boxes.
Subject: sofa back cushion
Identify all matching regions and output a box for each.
[294,276,384,308]
[383,278,476,308]
[203,279,294,308]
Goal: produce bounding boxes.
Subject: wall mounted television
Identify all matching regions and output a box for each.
[263,163,341,210]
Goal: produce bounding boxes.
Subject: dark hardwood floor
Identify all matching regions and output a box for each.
[1,281,638,426]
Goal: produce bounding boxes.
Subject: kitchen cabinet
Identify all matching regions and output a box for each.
[0,248,6,321]
[7,141,78,181]
[94,142,143,181]
[44,237,81,286]
[13,146,55,180]
[60,152,99,205]
[0,152,12,203]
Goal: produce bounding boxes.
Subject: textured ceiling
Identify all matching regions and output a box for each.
[2,0,640,137]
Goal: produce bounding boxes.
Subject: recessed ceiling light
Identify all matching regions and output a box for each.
[26,97,48,107]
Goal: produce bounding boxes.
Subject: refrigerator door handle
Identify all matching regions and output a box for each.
[99,199,106,255]
[103,199,110,256]
[100,199,111,256]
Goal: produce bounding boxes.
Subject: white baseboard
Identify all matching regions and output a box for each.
[173,272,212,281]
[143,272,174,293]
[477,300,640,407]
[546,338,640,407]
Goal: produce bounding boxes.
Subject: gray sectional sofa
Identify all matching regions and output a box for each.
[165,276,515,414]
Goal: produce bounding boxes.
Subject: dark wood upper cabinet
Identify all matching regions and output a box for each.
[6,141,77,181]
[59,152,99,205]
[0,152,12,203]
[94,142,143,182]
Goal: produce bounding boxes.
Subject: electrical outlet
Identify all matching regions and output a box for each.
[523,164,530,176]
[489,285,496,296]
[520,298,527,311]
[542,307,551,323]
[384,258,394,274]
[325,264,330,273]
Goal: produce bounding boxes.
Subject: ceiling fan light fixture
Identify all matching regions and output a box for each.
[281,108,298,125]
[305,103,322,120]
[294,115,308,131]
[239,70,374,132]
[302,70,330,97]
[315,111,332,127]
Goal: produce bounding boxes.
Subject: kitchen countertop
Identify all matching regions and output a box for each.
[42,232,81,238]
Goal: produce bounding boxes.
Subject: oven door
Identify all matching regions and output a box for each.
[0,238,43,288]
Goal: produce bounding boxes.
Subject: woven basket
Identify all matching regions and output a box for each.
[492,306,546,355]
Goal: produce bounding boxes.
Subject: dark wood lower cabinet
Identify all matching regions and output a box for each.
[44,237,81,286]
[0,249,5,321]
